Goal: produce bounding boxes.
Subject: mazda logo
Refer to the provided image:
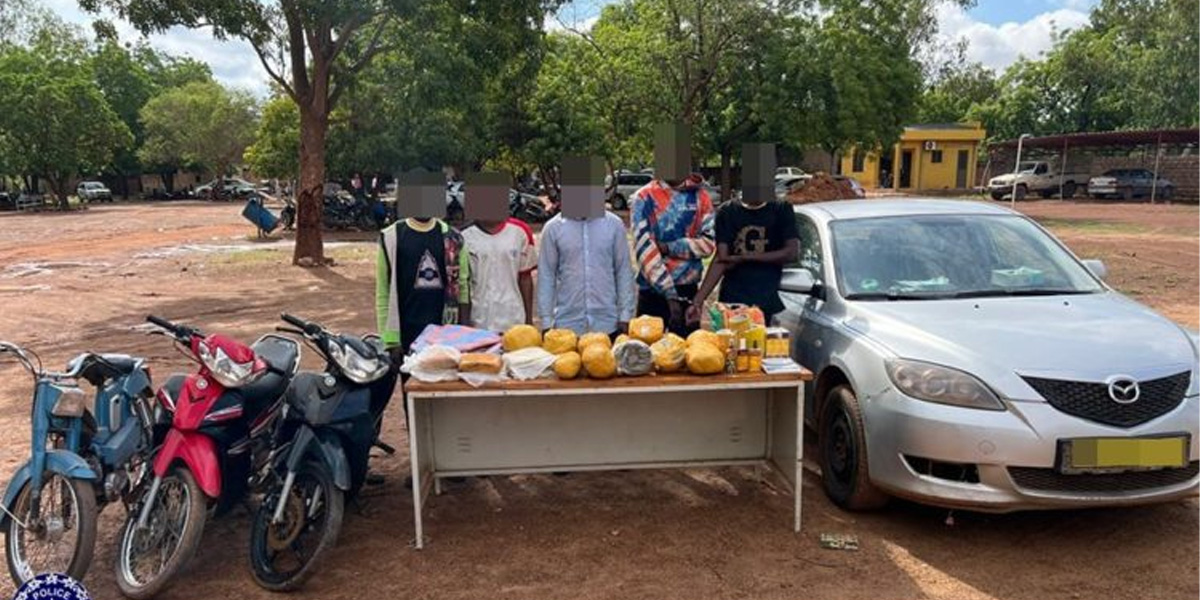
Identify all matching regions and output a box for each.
[1106,376,1140,404]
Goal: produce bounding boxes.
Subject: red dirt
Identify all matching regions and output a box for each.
[786,174,859,203]
[0,201,1195,600]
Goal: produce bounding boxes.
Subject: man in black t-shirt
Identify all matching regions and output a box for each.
[688,185,799,324]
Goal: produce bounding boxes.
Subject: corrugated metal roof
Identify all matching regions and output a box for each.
[992,128,1200,149]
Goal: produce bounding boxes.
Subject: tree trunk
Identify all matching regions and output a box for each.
[293,107,328,265]
[720,148,732,205]
[48,176,68,211]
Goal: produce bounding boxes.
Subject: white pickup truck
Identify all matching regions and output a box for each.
[987,161,1090,200]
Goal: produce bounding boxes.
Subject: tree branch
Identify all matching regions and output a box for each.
[251,39,297,102]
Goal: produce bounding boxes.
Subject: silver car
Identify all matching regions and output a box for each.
[777,199,1199,512]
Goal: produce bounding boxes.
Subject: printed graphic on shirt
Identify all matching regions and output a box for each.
[414,249,443,289]
[733,225,769,255]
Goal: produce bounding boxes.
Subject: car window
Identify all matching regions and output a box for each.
[1034,164,1048,175]
[792,214,823,280]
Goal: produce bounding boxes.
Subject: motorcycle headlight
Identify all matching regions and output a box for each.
[199,342,262,388]
[886,359,1005,411]
[328,340,389,384]
[50,385,88,417]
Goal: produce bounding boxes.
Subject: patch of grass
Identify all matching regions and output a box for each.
[210,249,284,265]
[1034,217,1150,235]
[327,245,373,263]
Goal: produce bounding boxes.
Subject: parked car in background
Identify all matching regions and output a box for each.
[776,166,807,180]
[779,199,1198,512]
[195,177,257,200]
[776,175,807,200]
[833,175,867,199]
[988,161,1090,200]
[76,181,113,203]
[605,171,653,210]
[0,191,12,211]
[1088,169,1174,201]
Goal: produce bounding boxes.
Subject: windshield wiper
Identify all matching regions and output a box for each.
[844,291,949,301]
[952,289,1095,299]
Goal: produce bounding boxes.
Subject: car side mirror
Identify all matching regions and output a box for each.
[780,268,816,294]
[1082,259,1107,280]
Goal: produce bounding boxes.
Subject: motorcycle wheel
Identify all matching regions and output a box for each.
[3,473,97,586]
[115,467,207,600]
[248,461,343,592]
[281,208,295,230]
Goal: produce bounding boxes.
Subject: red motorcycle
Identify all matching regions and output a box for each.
[114,316,299,599]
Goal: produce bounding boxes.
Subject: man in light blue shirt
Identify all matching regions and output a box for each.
[537,211,636,335]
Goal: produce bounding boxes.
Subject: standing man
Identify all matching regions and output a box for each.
[631,124,714,335]
[538,156,636,336]
[461,172,538,332]
[689,143,798,325]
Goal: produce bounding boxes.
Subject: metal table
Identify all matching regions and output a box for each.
[403,370,812,549]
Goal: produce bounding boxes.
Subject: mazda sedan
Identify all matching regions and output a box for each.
[778,199,1199,512]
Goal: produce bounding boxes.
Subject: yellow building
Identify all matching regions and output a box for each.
[840,122,987,191]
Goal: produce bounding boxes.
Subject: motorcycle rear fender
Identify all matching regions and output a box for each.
[152,428,221,498]
[0,450,97,527]
[284,425,351,491]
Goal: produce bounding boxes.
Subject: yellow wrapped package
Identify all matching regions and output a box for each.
[581,344,617,379]
[628,315,664,344]
[503,324,542,352]
[553,351,582,379]
[651,334,686,373]
[685,342,725,375]
[686,329,725,353]
[542,329,578,355]
[577,332,612,354]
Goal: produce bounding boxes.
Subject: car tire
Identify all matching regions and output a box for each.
[611,194,627,211]
[1062,181,1077,198]
[989,190,1003,201]
[1015,184,1028,201]
[1160,186,1174,200]
[819,385,888,510]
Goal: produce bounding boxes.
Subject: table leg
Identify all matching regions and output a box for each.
[795,385,804,533]
[408,393,424,549]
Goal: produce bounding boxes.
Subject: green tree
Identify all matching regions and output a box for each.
[92,39,157,196]
[139,81,258,196]
[245,94,300,180]
[0,27,132,208]
[917,54,999,124]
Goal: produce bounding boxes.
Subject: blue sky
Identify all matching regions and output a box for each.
[44,0,1100,96]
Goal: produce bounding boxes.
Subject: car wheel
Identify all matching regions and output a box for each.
[1062,181,1077,198]
[611,194,627,211]
[1015,184,1028,201]
[1160,186,1174,200]
[989,190,1004,201]
[819,385,888,510]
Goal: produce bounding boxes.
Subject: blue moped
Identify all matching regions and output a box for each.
[0,342,158,586]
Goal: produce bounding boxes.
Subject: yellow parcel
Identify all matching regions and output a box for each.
[542,329,578,355]
[502,324,542,352]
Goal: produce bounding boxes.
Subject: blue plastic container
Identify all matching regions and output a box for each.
[242,197,279,233]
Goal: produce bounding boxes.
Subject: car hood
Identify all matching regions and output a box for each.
[844,292,1196,399]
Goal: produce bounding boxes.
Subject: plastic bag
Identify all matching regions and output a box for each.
[628,315,664,344]
[651,334,687,373]
[685,342,725,375]
[503,346,558,381]
[458,371,507,387]
[503,324,542,352]
[613,340,653,376]
[553,351,582,379]
[542,329,578,355]
[577,332,612,354]
[581,344,617,379]
[686,330,724,352]
[400,344,461,382]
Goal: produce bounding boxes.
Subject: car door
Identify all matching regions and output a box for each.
[777,213,834,420]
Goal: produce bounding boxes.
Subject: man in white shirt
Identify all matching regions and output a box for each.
[461,173,538,332]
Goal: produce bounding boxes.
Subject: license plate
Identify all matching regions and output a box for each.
[1061,436,1189,472]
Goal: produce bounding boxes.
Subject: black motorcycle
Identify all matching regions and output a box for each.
[280,193,380,232]
[248,314,392,591]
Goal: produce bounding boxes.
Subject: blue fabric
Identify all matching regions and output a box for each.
[537,212,637,334]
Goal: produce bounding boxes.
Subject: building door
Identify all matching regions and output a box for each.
[956,149,969,188]
[899,150,913,188]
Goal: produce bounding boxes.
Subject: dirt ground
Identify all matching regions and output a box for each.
[0,199,1196,600]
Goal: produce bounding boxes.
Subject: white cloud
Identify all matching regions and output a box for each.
[546,14,599,34]
[935,3,1092,71]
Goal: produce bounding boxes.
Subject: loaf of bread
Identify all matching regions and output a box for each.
[459,353,503,374]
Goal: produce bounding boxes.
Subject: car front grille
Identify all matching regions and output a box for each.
[1009,462,1200,493]
[1022,371,1191,427]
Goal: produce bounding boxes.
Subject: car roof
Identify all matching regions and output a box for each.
[796,198,1018,221]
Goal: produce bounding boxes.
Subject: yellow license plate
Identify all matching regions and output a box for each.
[1067,437,1189,470]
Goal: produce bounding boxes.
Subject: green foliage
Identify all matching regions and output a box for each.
[0,26,131,206]
[139,81,258,179]
[244,94,300,179]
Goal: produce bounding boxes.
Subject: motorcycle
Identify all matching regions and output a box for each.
[0,343,157,586]
[509,189,552,223]
[323,192,379,231]
[113,316,299,599]
[247,314,391,591]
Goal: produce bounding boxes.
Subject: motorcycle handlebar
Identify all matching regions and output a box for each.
[280,313,322,336]
[146,315,174,330]
[146,315,198,340]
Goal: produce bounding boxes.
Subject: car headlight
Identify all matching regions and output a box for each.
[886,359,1005,411]
[199,341,262,388]
[328,340,389,384]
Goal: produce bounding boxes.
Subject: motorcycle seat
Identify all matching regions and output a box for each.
[98,354,140,373]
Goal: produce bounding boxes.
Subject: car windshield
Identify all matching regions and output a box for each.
[1016,162,1039,174]
[831,214,1104,300]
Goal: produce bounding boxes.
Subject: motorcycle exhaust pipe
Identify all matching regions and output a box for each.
[136,475,163,530]
[271,471,296,524]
